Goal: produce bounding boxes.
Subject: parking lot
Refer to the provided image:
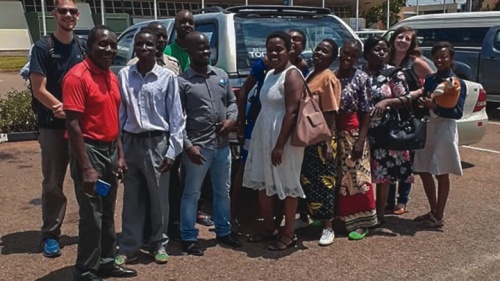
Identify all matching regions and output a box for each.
[0,106,500,281]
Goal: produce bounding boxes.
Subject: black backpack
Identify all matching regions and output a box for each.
[30,34,87,113]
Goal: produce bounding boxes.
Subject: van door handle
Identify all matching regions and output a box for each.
[485,56,497,61]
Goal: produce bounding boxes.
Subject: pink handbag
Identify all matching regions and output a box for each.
[291,78,332,147]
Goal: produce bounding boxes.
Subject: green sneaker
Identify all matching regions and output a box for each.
[114,254,138,266]
[154,247,169,264]
[311,220,323,227]
[348,229,369,240]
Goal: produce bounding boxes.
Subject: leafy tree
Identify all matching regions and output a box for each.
[362,0,406,29]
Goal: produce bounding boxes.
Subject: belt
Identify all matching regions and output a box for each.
[83,138,116,148]
[124,130,167,138]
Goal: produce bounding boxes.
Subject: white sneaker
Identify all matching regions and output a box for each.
[294,219,310,230]
[318,228,335,246]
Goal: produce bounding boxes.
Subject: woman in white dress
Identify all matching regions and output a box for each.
[413,41,465,228]
[243,31,305,251]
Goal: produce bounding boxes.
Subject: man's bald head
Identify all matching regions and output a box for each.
[186,31,211,67]
[174,10,194,40]
[145,21,168,54]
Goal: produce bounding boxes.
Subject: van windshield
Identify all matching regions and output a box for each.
[234,16,354,72]
[414,27,489,47]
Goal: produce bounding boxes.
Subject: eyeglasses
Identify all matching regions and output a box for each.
[56,8,79,16]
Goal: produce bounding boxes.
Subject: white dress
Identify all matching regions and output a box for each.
[243,65,305,200]
[413,115,463,176]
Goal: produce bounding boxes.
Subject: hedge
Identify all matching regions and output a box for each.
[0,89,37,133]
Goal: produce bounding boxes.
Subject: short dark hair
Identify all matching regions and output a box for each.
[289,29,307,50]
[342,39,362,56]
[431,41,455,59]
[320,39,339,61]
[363,35,389,60]
[137,28,158,42]
[87,25,115,49]
[266,31,291,52]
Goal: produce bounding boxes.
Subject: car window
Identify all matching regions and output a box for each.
[494,30,500,51]
[114,29,136,66]
[414,27,489,47]
[167,22,218,66]
[196,22,218,66]
[234,16,354,72]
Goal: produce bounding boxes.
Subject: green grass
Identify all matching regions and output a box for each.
[0,56,27,72]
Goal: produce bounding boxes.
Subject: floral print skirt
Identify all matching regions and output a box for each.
[300,141,337,221]
[337,129,378,231]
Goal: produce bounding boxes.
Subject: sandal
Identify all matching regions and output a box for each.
[248,229,278,243]
[197,211,214,226]
[418,213,444,228]
[413,212,433,222]
[393,204,407,215]
[348,228,369,240]
[268,234,297,251]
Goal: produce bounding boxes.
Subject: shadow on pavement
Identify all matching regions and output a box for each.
[0,230,77,255]
[461,161,475,170]
[381,215,443,236]
[35,265,73,281]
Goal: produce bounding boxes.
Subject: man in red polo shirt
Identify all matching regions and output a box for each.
[63,25,137,281]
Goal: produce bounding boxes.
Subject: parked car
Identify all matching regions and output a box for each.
[112,5,358,89]
[355,29,385,42]
[386,12,500,103]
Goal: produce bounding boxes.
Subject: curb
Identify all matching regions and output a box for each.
[0,131,38,143]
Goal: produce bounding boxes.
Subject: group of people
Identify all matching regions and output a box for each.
[233,28,466,249]
[26,1,466,280]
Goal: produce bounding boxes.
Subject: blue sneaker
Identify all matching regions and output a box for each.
[43,238,61,258]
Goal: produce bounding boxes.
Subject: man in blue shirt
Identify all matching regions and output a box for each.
[29,0,86,258]
[116,29,184,266]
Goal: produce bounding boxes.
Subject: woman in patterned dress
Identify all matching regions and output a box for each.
[299,39,341,246]
[335,39,378,240]
[363,36,417,226]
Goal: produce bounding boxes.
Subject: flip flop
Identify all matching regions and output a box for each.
[268,234,297,251]
[348,229,369,240]
[197,212,214,226]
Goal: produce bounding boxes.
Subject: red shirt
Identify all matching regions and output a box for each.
[62,58,120,142]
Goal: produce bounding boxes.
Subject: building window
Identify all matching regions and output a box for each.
[331,6,351,18]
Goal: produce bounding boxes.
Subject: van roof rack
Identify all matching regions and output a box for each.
[192,6,225,15]
[226,5,332,15]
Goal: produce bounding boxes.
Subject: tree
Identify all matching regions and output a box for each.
[362,0,406,29]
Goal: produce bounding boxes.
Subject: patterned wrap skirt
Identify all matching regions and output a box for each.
[300,139,337,221]
[337,113,378,231]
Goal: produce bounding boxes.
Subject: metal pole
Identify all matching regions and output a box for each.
[469,0,473,11]
[416,0,419,15]
[245,0,248,5]
[322,0,325,8]
[41,0,47,36]
[387,0,390,30]
[100,0,105,25]
[201,0,204,9]
[290,0,294,6]
[154,0,157,20]
[443,0,446,13]
[356,0,359,31]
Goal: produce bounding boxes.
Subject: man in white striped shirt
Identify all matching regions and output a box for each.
[115,28,185,266]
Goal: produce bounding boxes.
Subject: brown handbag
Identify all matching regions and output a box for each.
[291,77,332,147]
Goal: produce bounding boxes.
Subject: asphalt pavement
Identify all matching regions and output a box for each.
[1,91,500,280]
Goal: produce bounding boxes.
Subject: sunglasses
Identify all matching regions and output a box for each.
[56,8,79,16]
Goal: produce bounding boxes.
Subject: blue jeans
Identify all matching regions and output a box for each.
[388,181,411,207]
[180,146,232,241]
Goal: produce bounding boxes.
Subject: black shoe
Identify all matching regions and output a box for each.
[98,264,137,278]
[74,271,105,281]
[216,233,242,248]
[181,241,204,256]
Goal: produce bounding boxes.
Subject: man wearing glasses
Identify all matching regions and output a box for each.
[29,0,86,258]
